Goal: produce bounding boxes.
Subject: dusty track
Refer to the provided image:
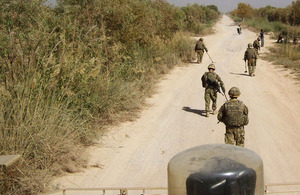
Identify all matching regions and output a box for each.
[53,15,300,194]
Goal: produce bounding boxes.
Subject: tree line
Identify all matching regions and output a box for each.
[231,1,299,26]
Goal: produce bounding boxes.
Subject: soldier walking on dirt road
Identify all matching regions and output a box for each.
[253,37,260,52]
[217,87,249,147]
[195,38,208,64]
[244,43,258,77]
[201,64,225,117]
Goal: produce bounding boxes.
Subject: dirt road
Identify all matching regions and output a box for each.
[53,15,300,194]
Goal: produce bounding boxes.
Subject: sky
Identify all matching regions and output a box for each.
[165,0,295,13]
[47,0,295,13]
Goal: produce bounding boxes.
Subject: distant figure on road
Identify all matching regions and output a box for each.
[201,64,225,117]
[260,29,264,47]
[293,37,298,45]
[237,24,242,35]
[244,43,258,77]
[218,87,249,147]
[195,38,208,64]
[277,33,283,43]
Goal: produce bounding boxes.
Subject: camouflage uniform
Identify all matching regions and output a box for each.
[201,64,224,116]
[218,87,249,147]
[244,44,258,77]
[253,39,260,67]
[195,38,208,63]
[253,39,260,52]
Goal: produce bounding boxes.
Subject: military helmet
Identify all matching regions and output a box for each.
[228,87,241,97]
[199,38,203,41]
[248,43,253,48]
[208,64,215,70]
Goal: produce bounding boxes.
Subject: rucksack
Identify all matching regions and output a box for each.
[223,100,248,127]
[196,42,204,50]
[202,72,218,88]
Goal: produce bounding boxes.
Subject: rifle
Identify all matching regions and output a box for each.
[213,82,228,101]
[244,59,247,73]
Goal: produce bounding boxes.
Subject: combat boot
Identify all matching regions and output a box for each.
[213,110,217,115]
[206,111,210,117]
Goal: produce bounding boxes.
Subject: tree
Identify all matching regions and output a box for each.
[235,3,253,22]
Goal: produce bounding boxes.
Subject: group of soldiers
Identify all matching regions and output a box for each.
[194,36,261,147]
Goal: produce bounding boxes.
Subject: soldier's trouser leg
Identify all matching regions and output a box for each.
[211,90,217,111]
[196,52,200,63]
[197,50,204,63]
[225,128,235,145]
[248,59,254,75]
[205,88,217,112]
[235,126,245,147]
[204,90,211,112]
[248,65,252,75]
[225,127,245,147]
[253,59,256,74]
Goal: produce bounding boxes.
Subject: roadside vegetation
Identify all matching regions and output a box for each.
[0,0,219,194]
[230,1,300,77]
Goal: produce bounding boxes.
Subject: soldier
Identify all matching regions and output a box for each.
[244,43,257,77]
[277,33,283,43]
[195,38,208,64]
[217,87,249,147]
[201,64,225,117]
[253,37,260,52]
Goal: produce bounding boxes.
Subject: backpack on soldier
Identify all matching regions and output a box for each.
[223,100,248,127]
[196,41,204,50]
[245,48,256,59]
[202,72,217,88]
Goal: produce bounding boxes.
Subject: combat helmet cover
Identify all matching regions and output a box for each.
[228,87,241,97]
[208,63,215,70]
[199,38,204,41]
[248,43,253,48]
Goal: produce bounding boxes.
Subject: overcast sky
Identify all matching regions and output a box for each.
[48,0,295,13]
[165,0,295,13]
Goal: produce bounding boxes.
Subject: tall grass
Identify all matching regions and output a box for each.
[264,44,300,75]
[0,0,215,194]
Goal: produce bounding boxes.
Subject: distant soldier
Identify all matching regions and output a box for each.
[201,64,225,117]
[195,38,208,64]
[244,43,258,77]
[277,33,283,43]
[217,87,249,147]
[293,37,298,45]
[253,37,260,52]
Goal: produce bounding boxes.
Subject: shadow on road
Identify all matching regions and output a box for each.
[182,107,206,117]
[229,72,250,77]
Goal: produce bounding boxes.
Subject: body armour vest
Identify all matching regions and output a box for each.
[196,42,204,50]
[245,48,256,59]
[224,100,247,127]
[202,72,217,88]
